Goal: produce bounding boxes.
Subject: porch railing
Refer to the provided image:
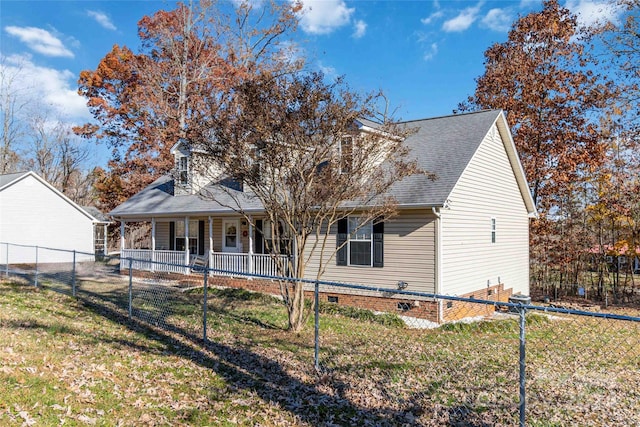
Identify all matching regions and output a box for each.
[121,249,186,274]
[120,249,290,277]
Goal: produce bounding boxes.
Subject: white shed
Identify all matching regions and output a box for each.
[0,171,100,263]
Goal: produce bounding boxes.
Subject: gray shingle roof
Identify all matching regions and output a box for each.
[111,110,503,218]
[390,109,501,206]
[110,178,265,217]
[81,206,111,223]
[0,171,29,189]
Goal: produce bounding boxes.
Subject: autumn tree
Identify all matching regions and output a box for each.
[191,71,423,332]
[461,0,614,212]
[76,0,300,211]
[460,0,617,292]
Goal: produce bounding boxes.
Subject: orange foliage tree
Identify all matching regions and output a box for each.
[76,1,301,211]
[459,0,618,293]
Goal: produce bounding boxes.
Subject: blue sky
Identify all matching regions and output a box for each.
[0,0,625,166]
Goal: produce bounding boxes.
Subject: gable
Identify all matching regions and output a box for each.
[0,172,99,223]
[447,112,536,217]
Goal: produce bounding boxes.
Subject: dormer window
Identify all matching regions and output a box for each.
[178,156,189,185]
[340,136,353,174]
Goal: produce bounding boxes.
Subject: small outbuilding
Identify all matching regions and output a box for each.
[0,171,104,263]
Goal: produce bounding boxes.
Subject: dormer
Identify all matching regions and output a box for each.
[170,140,224,196]
[336,119,401,176]
[171,141,193,196]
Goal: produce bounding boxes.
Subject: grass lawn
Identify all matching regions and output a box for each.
[1,279,639,426]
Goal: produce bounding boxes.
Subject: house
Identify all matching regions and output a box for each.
[589,244,640,274]
[110,110,537,322]
[0,171,105,263]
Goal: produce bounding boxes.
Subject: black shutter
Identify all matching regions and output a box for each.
[198,220,205,255]
[373,220,384,268]
[255,220,264,254]
[169,221,175,251]
[336,218,348,266]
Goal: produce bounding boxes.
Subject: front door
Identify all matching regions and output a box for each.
[222,220,240,253]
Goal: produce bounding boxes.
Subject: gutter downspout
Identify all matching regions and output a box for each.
[432,207,444,323]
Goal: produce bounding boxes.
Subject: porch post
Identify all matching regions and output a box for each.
[208,216,213,269]
[120,220,126,273]
[184,217,190,274]
[103,224,108,256]
[120,221,126,253]
[248,215,254,276]
[151,218,156,272]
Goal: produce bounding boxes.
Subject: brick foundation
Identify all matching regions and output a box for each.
[125,269,514,324]
[442,284,513,322]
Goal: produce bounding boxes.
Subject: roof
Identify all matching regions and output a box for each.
[110,177,265,218]
[0,171,29,189]
[0,171,101,223]
[111,109,537,218]
[82,206,112,223]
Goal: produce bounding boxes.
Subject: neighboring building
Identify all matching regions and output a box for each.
[111,110,537,322]
[589,244,640,274]
[0,171,103,263]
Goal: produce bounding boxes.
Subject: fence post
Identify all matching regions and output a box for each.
[518,303,527,427]
[72,250,77,297]
[203,268,208,343]
[314,280,320,372]
[35,245,39,287]
[128,257,133,319]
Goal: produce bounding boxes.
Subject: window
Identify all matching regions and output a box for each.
[348,217,373,266]
[340,136,353,173]
[262,219,291,255]
[222,220,240,252]
[177,156,189,185]
[175,220,198,254]
[336,217,384,267]
[491,217,497,243]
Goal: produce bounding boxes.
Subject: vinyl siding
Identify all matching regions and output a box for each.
[304,210,436,293]
[440,124,530,296]
[0,174,94,263]
[148,216,252,255]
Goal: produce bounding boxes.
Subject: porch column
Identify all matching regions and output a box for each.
[151,218,156,272]
[208,216,213,268]
[120,221,126,253]
[248,215,254,275]
[103,224,108,256]
[184,217,190,274]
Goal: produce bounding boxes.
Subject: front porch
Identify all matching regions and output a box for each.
[120,249,289,277]
[118,216,292,278]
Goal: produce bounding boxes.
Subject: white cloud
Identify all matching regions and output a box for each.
[421,11,444,25]
[423,42,438,61]
[565,0,625,27]
[481,8,513,32]
[318,61,337,78]
[1,54,90,121]
[87,10,117,31]
[4,26,74,58]
[352,19,366,38]
[296,0,354,35]
[442,2,483,32]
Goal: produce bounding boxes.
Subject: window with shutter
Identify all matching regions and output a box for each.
[336,216,384,268]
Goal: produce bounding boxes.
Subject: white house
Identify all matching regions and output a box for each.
[0,171,105,264]
[111,110,537,322]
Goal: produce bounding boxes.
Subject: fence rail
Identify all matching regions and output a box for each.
[1,241,639,426]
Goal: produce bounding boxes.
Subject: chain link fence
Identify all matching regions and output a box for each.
[2,242,639,426]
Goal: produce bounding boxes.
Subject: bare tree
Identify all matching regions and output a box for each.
[25,109,94,204]
[193,71,428,331]
[0,56,31,174]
